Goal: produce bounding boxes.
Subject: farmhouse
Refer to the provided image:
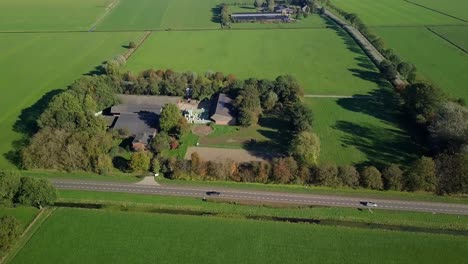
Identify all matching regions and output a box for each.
[109,94,181,151]
[210,93,236,125]
[231,13,291,23]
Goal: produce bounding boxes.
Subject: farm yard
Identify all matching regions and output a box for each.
[8,208,468,264]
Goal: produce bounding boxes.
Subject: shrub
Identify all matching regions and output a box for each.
[338,165,360,187]
[0,216,21,253]
[360,166,383,190]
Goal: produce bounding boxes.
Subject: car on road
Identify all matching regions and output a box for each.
[361,201,378,207]
[206,191,221,196]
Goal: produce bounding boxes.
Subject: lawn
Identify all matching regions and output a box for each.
[331,0,464,26]
[198,115,287,151]
[408,0,468,21]
[127,28,383,95]
[304,96,423,166]
[57,190,468,231]
[0,32,142,169]
[0,207,38,229]
[429,25,468,52]
[10,208,468,264]
[0,0,113,31]
[375,27,468,101]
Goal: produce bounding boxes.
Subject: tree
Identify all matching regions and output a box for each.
[286,102,313,133]
[254,0,263,9]
[406,156,437,192]
[402,82,444,124]
[382,164,404,191]
[271,157,297,184]
[0,216,21,253]
[16,177,57,208]
[190,152,203,175]
[150,132,171,153]
[175,116,190,138]
[261,91,278,111]
[360,166,383,190]
[93,154,113,175]
[130,151,151,172]
[397,62,416,80]
[159,104,182,133]
[0,171,21,206]
[436,153,468,195]
[289,130,320,166]
[429,102,468,153]
[129,41,137,49]
[316,163,341,187]
[268,0,275,11]
[338,165,360,187]
[378,60,398,80]
[151,158,161,174]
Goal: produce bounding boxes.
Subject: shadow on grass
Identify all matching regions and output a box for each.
[211,5,221,24]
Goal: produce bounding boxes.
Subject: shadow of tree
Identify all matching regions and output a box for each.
[211,6,221,24]
[333,121,421,167]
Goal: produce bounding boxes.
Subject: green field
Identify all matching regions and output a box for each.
[0,32,142,169]
[304,97,422,165]
[409,0,468,21]
[375,27,468,101]
[58,190,468,230]
[10,208,468,264]
[0,207,38,229]
[331,0,464,26]
[429,26,468,52]
[0,0,112,31]
[127,28,383,95]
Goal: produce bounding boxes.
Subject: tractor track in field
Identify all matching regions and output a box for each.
[403,0,468,24]
[425,26,468,54]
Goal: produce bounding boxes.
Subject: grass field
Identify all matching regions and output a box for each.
[127,28,384,95]
[10,208,468,264]
[375,27,468,101]
[408,0,468,21]
[304,97,422,166]
[57,190,468,231]
[0,207,38,229]
[0,0,112,31]
[429,25,468,52]
[331,0,464,26]
[0,32,142,169]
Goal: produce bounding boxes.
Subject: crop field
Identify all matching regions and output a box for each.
[304,97,422,165]
[127,28,383,95]
[0,32,142,169]
[429,26,468,52]
[408,0,468,21]
[10,208,468,264]
[0,0,113,31]
[331,0,464,26]
[375,27,468,101]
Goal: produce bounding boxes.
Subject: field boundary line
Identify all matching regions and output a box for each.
[0,208,55,264]
[88,0,120,32]
[425,27,467,54]
[122,31,152,60]
[403,0,468,24]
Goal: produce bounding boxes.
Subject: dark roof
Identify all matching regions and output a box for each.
[112,112,157,136]
[231,13,290,21]
[110,104,163,115]
[132,132,153,145]
[211,93,235,119]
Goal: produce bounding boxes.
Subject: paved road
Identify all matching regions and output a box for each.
[52,179,468,215]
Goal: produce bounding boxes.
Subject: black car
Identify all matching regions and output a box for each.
[206,191,221,196]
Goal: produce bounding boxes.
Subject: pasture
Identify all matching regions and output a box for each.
[331,0,464,26]
[408,0,468,21]
[0,0,113,31]
[0,32,142,169]
[304,97,422,166]
[126,28,383,95]
[375,27,468,101]
[429,26,468,52]
[10,208,468,264]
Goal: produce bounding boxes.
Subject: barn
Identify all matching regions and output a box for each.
[210,93,236,125]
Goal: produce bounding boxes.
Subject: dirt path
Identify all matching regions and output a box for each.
[185,147,276,162]
[88,0,120,32]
